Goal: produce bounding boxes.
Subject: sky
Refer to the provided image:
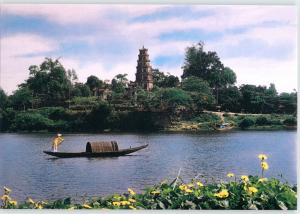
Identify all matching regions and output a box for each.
[0,4,297,94]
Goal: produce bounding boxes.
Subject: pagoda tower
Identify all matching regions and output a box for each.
[135,46,153,91]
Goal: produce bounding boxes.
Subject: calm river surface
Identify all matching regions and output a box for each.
[0,130,297,201]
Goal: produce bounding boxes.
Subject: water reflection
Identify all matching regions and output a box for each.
[0,130,296,201]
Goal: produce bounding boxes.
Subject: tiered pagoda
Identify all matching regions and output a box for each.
[135,46,153,91]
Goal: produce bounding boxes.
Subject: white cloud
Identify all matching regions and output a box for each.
[1,5,297,94]
[223,56,297,93]
[61,58,137,84]
[2,4,168,25]
[1,34,58,94]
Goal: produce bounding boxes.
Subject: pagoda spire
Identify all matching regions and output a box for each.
[135,47,153,91]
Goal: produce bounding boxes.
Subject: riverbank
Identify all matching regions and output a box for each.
[164,111,296,132]
[0,107,296,133]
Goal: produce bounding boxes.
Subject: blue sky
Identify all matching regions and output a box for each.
[0,4,297,94]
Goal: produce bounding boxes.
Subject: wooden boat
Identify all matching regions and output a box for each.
[43,141,148,158]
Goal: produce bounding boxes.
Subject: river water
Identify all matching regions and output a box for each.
[0,130,297,201]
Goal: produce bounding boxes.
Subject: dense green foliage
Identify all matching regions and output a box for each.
[153,69,179,88]
[1,176,296,210]
[0,41,297,132]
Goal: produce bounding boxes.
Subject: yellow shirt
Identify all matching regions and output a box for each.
[52,137,64,147]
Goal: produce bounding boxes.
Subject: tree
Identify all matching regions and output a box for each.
[263,83,279,113]
[181,76,215,111]
[87,102,112,131]
[111,74,128,94]
[239,84,282,114]
[10,87,33,111]
[278,92,297,114]
[25,58,72,107]
[181,42,236,103]
[86,75,103,93]
[153,69,179,88]
[154,88,192,111]
[72,83,91,97]
[0,88,8,109]
[239,84,267,113]
[218,86,242,112]
[115,74,128,85]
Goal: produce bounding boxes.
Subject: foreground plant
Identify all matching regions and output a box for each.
[1,154,297,210]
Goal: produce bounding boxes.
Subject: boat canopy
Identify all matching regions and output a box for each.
[86,141,119,153]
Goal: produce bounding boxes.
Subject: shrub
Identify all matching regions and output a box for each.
[87,102,112,131]
[38,107,68,120]
[239,118,255,129]
[283,117,297,126]
[193,113,221,123]
[13,112,53,131]
[255,116,270,126]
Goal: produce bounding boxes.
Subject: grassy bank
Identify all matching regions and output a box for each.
[1,154,297,210]
[165,112,296,132]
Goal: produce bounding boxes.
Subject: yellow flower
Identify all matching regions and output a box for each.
[27,197,35,204]
[187,183,194,188]
[258,154,267,161]
[82,204,92,209]
[227,173,235,178]
[196,182,204,187]
[68,206,75,210]
[258,178,268,182]
[9,200,17,206]
[120,200,130,206]
[112,201,121,206]
[179,185,186,191]
[184,188,193,193]
[35,204,43,209]
[4,186,11,194]
[128,188,136,195]
[241,175,249,182]
[261,162,269,170]
[151,190,160,195]
[1,195,11,201]
[129,205,136,210]
[214,189,229,199]
[129,198,136,203]
[248,187,258,194]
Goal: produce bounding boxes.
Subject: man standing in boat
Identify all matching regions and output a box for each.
[52,133,64,152]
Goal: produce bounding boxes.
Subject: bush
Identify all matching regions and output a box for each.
[283,117,297,126]
[38,107,68,120]
[87,102,112,131]
[239,118,255,129]
[13,112,53,131]
[193,113,221,123]
[255,116,270,126]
